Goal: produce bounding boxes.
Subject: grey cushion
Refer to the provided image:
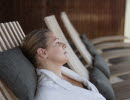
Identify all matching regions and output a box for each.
[80,34,110,78]
[80,34,99,56]
[0,47,37,100]
[90,67,116,100]
[94,54,111,78]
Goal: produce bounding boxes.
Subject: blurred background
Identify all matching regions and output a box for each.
[0,0,130,41]
[0,1,130,100]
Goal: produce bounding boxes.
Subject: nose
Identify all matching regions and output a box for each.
[60,41,66,49]
[63,43,66,49]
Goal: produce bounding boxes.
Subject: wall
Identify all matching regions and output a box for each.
[0,0,126,39]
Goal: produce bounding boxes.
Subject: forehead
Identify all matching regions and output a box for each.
[47,32,58,43]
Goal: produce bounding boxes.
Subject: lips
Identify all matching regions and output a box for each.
[64,51,67,54]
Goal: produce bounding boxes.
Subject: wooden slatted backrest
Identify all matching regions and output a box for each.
[4,23,19,47]
[15,21,26,38]
[0,34,8,51]
[61,12,93,66]
[0,21,26,100]
[8,22,22,45]
[0,26,12,50]
[1,23,16,49]
[12,22,25,42]
[44,15,89,79]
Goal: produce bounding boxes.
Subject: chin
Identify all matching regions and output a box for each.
[62,58,68,65]
[65,57,69,62]
[62,61,67,65]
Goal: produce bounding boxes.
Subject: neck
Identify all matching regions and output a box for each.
[38,61,64,79]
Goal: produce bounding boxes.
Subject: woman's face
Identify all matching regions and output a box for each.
[45,32,68,64]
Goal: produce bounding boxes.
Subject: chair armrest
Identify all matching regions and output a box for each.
[95,42,130,50]
[101,49,130,60]
[91,35,130,45]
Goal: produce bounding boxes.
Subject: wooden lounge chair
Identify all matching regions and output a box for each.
[0,21,25,100]
[61,11,130,51]
[0,21,130,100]
[44,15,130,100]
[60,12,130,76]
[60,12,130,58]
[44,13,130,77]
[62,12,130,46]
[0,21,88,99]
[44,15,130,77]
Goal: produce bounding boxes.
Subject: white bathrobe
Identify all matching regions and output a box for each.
[34,66,106,100]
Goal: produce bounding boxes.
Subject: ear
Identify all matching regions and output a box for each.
[37,48,48,58]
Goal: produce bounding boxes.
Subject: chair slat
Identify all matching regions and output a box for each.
[12,22,24,41]
[8,22,22,45]
[0,36,7,51]
[0,26,11,49]
[0,23,15,48]
[4,23,19,46]
[15,21,26,38]
[61,12,93,65]
[0,81,13,100]
[0,90,6,100]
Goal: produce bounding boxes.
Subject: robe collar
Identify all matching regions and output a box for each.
[36,67,74,90]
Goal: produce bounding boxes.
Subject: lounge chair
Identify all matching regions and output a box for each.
[44,15,130,100]
[0,21,24,100]
[60,12,130,59]
[62,13,130,46]
[0,20,130,100]
[60,12,130,76]
[0,21,88,99]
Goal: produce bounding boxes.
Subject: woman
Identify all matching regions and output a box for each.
[21,29,106,100]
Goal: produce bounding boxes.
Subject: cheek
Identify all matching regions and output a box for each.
[48,47,68,62]
[50,48,63,57]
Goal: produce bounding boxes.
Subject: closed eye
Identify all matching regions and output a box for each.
[56,42,60,44]
[56,41,61,46]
